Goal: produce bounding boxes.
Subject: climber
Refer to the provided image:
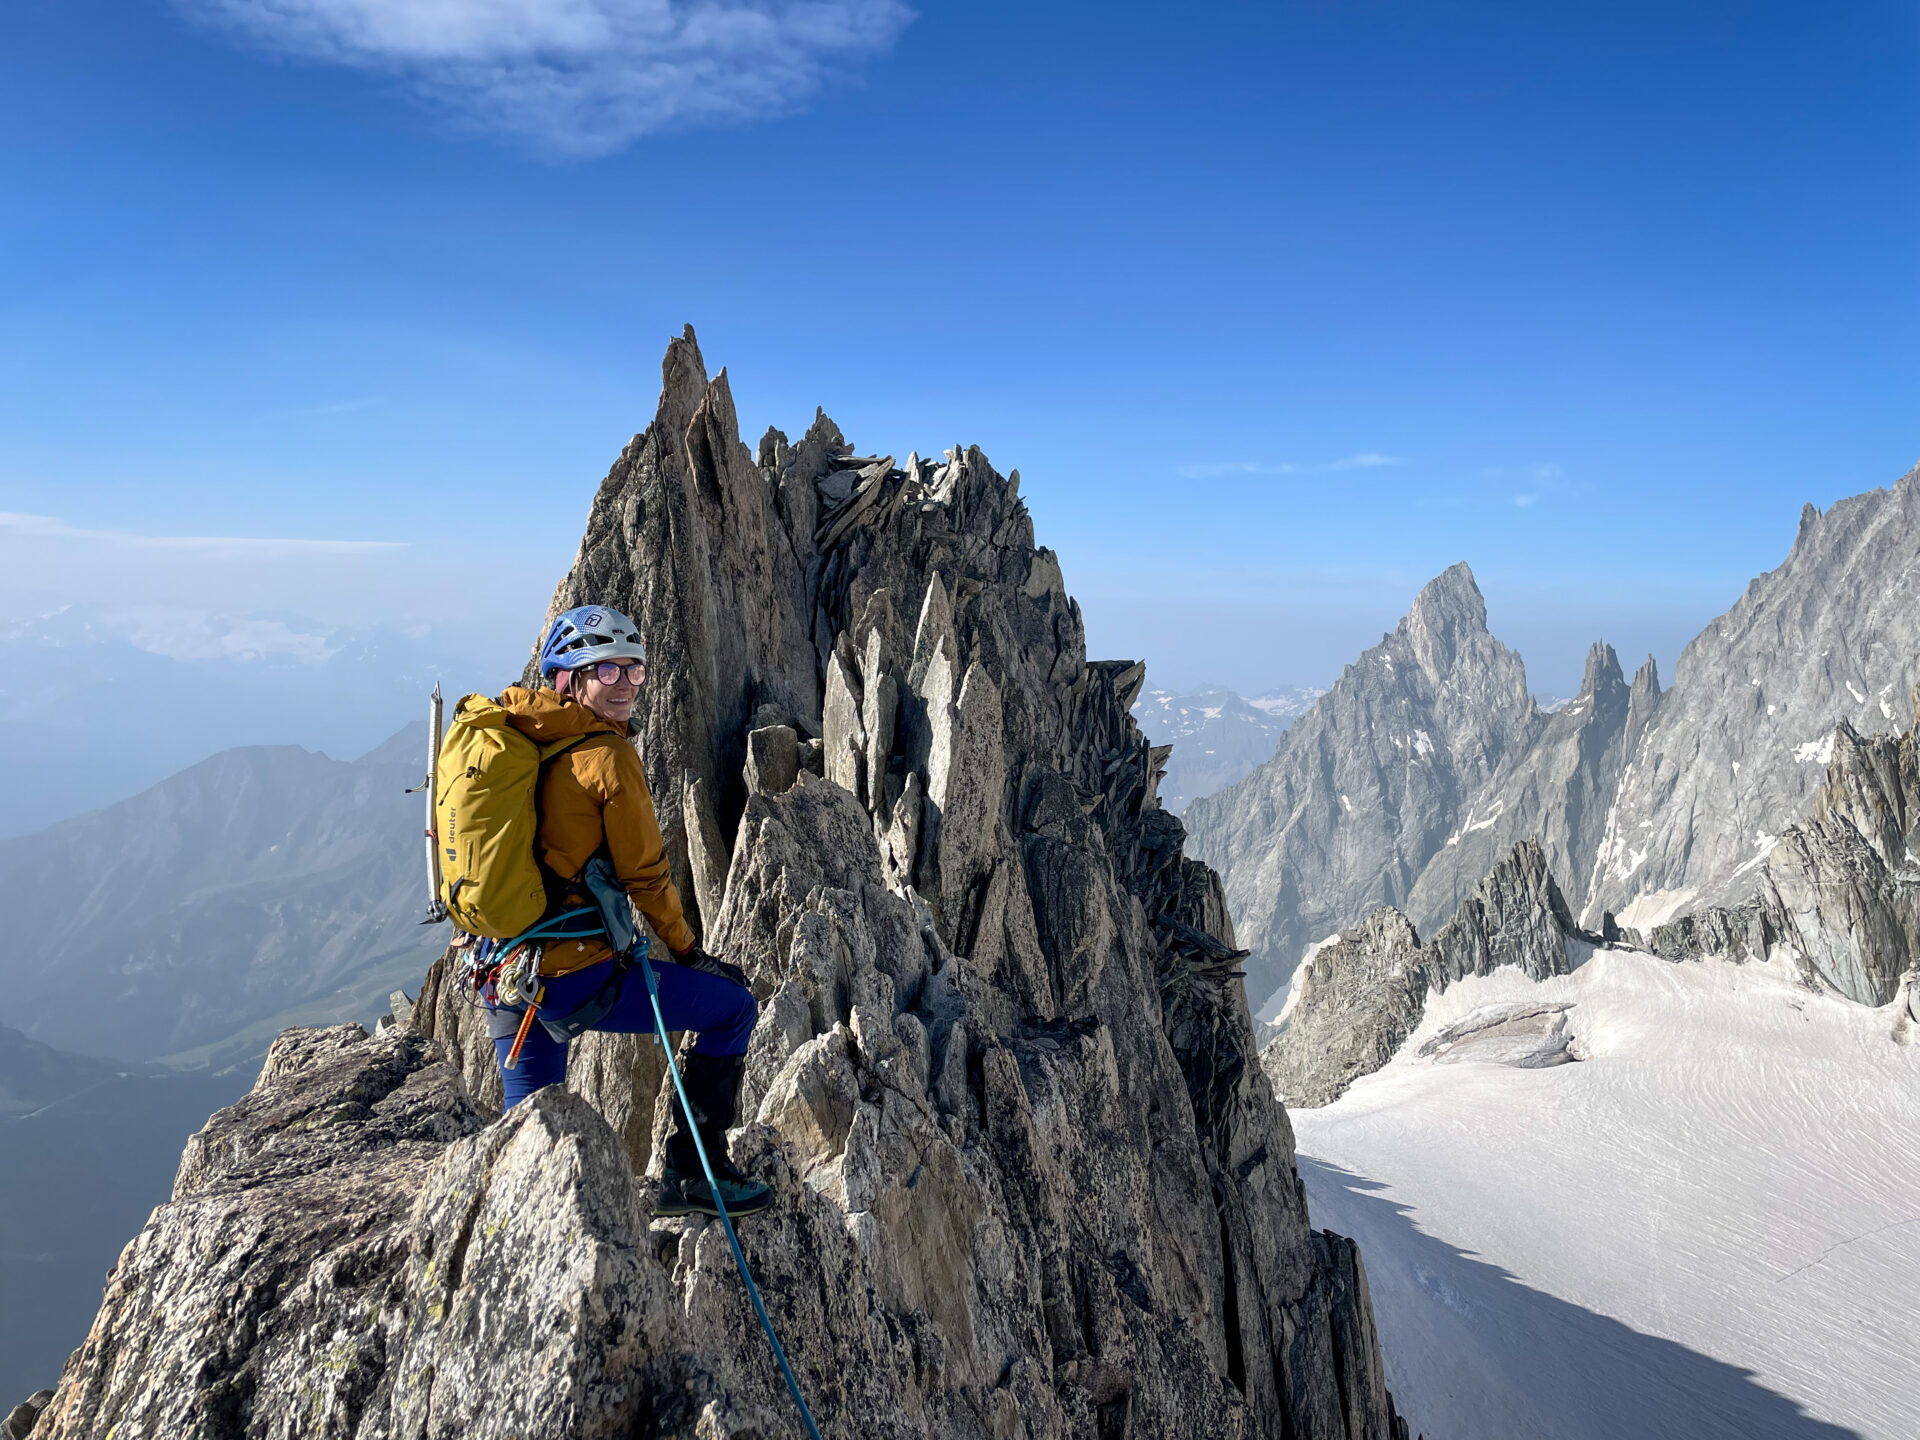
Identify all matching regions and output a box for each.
[486,604,772,1219]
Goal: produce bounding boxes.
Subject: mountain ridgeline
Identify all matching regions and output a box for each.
[1261,693,1920,1110]
[26,330,1413,1440]
[0,726,442,1064]
[1130,686,1319,813]
[1188,464,1920,1012]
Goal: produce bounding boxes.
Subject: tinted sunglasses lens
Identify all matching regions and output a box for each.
[594,661,646,686]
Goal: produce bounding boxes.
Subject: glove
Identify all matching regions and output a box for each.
[673,940,749,989]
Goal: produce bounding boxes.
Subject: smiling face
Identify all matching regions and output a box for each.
[571,664,639,727]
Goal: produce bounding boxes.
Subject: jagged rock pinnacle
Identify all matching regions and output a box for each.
[31,334,1416,1440]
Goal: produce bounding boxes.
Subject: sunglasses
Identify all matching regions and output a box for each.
[582,660,647,686]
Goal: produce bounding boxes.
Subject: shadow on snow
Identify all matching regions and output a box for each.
[1298,1157,1865,1440]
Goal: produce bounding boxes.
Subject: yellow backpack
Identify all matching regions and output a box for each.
[434,695,585,938]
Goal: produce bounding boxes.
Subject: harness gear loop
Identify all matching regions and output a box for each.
[639,947,822,1440]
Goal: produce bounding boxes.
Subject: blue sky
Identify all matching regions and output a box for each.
[3,0,1916,704]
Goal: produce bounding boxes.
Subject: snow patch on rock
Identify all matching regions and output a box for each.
[1793,731,1838,766]
[1614,886,1697,931]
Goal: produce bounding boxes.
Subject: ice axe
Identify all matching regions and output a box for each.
[407,683,451,925]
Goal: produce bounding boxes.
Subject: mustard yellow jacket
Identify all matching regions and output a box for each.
[499,686,696,973]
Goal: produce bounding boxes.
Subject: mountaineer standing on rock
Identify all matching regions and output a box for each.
[480,604,771,1218]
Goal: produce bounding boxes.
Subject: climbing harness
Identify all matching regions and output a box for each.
[639,946,824,1440]
[461,905,625,1062]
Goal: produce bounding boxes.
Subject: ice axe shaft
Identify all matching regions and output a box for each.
[413,684,450,925]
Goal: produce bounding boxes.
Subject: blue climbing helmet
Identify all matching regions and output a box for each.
[539,604,647,683]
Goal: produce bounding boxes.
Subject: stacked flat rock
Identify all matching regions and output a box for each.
[32,328,1413,1440]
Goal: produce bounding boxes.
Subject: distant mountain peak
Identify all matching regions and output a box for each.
[1194,460,1920,1010]
[1578,641,1625,698]
[1628,653,1662,708]
[1187,563,1537,1006]
[1406,560,1485,629]
[1398,561,1499,682]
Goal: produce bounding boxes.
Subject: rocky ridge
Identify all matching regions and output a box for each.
[1263,841,1588,1108]
[1589,466,1920,929]
[1189,462,1920,1015]
[26,329,1412,1439]
[1639,696,1920,1009]
[1268,698,1920,1108]
[1404,642,1659,938]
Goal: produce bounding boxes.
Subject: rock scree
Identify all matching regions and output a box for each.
[27,328,1414,1440]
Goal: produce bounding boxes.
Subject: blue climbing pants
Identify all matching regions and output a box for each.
[490,957,757,1110]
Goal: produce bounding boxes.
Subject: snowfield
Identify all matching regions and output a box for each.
[1290,948,1920,1440]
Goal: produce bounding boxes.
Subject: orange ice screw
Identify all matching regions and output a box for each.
[504,982,544,1069]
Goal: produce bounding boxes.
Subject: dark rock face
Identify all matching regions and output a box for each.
[1262,910,1427,1110]
[1264,841,1587,1108]
[34,1026,486,1439]
[1186,564,1539,1011]
[33,330,1412,1440]
[1423,838,1584,992]
[3,1391,52,1440]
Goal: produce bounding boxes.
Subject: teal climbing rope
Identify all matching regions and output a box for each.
[639,949,824,1440]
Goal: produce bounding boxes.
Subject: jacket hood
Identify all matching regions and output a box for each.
[499,685,631,743]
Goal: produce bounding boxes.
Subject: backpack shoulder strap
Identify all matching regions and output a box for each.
[537,734,590,765]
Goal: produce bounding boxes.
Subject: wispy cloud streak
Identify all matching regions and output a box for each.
[251,395,386,423]
[176,0,917,156]
[1177,453,1404,481]
[0,513,405,557]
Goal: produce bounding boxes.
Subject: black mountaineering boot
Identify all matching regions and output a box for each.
[654,1051,772,1219]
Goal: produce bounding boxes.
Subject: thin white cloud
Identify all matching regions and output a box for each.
[176,0,917,156]
[1491,462,1567,508]
[252,395,386,423]
[1176,454,1405,481]
[0,512,405,557]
